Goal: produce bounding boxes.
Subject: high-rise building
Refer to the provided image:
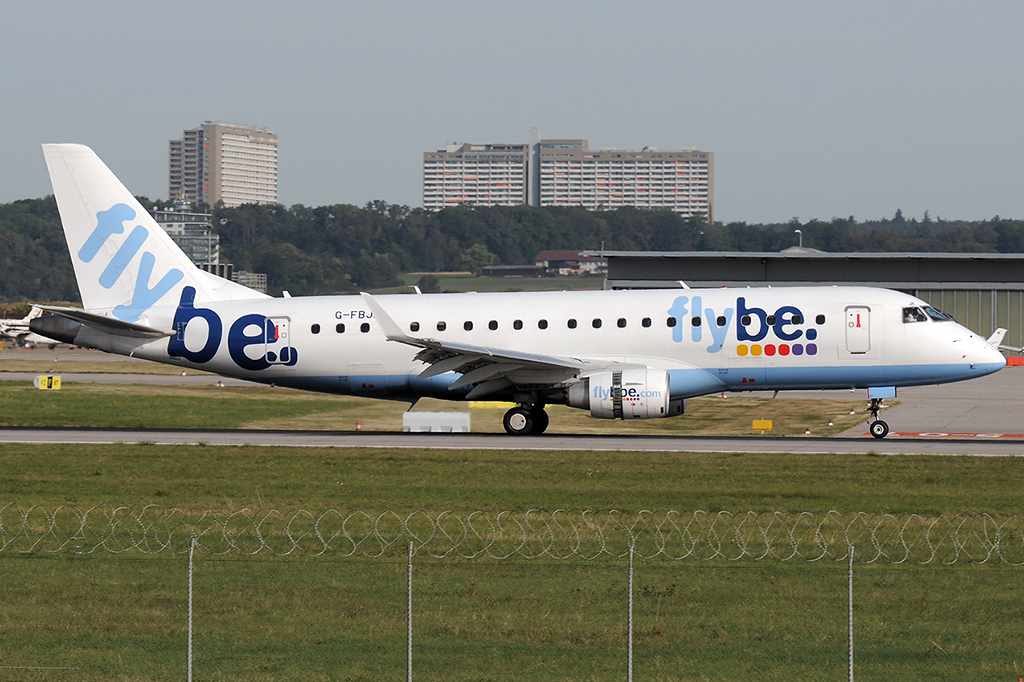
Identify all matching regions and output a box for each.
[423,135,713,222]
[169,122,278,207]
[423,143,528,210]
[152,204,219,265]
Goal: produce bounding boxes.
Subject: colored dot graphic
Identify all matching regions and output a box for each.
[736,343,816,357]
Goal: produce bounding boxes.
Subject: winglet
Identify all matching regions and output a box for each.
[987,328,1007,347]
[360,292,416,343]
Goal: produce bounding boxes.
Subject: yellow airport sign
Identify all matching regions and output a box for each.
[752,419,773,432]
[34,375,61,390]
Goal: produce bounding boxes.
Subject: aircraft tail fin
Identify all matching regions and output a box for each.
[41,144,267,322]
[987,328,1007,347]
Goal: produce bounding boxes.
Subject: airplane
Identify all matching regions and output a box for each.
[31,144,1006,438]
[0,306,59,348]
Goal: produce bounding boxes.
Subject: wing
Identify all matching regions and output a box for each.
[361,293,585,398]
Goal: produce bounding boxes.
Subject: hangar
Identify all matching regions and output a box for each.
[583,249,1024,352]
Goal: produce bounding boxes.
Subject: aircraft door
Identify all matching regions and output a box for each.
[266,317,294,364]
[845,306,871,354]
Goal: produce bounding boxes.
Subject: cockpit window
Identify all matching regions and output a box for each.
[923,305,953,322]
[903,306,928,323]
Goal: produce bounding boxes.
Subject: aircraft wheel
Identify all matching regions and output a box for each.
[503,407,534,435]
[870,420,889,439]
[529,407,549,435]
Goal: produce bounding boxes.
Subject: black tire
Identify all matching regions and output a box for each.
[529,408,549,435]
[870,420,889,439]
[503,407,534,435]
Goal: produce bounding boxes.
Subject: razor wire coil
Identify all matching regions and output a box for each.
[1,505,1022,564]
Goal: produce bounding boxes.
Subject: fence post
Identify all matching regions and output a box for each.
[627,543,634,682]
[187,537,195,682]
[407,539,413,682]
[848,545,854,682]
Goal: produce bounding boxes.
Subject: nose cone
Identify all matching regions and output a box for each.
[972,340,1007,375]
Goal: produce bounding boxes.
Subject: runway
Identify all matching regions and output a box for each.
[4,426,1024,456]
[2,346,1022,455]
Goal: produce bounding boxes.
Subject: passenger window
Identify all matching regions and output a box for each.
[617,318,627,328]
[360,323,370,333]
[741,315,751,326]
[666,317,677,328]
[568,319,578,329]
[336,323,345,333]
[766,315,777,325]
[437,321,446,331]
[464,321,473,331]
[716,316,726,326]
[592,318,602,329]
[816,314,826,324]
[642,318,652,328]
[791,315,803,324]
[410,322,420,332]
[538,319,548,329]
[691,317,701,327]
[311,324,321,334]
[513,320,523,330]
[488,320,498,330]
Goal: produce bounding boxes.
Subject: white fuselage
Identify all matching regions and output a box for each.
[79,286,1005,405]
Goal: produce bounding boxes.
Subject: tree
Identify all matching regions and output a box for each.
[461,243,499,275]
[416,274,441,293]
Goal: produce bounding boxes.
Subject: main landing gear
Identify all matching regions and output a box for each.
[503,404,549,435]
[868,398,889,439]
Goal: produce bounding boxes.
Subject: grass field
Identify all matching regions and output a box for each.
[1,443,1023,681]
[0,380,869,436]
[0,378,1021,681]
[0,358,210,375]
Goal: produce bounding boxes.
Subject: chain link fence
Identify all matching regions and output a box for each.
[1,507,1023,681]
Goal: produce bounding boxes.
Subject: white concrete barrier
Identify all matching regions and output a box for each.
[402,411,471,433]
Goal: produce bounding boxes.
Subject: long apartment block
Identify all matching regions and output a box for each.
[424,137,713,222]
[423,143,528,210]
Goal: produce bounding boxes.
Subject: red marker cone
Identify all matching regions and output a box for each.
[355,420,361,432]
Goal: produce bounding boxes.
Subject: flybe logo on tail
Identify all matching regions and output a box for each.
[668,295,820,356]
[78,204,184,322]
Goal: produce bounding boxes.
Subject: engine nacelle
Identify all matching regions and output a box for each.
[567,369,683,419]
[30,314,82,345]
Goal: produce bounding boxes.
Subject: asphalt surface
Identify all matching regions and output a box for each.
[2,345,1022,454]
[2,427,1024,456]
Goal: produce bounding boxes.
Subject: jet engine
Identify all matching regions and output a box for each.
[30,315,82,345]
[567,369,683,419]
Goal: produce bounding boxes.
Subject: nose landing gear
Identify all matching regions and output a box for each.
[868,398,889,439]
[502,404,549,435]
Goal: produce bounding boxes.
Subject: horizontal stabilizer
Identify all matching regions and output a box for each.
[36,305,172,338]
[987,328,1007,347]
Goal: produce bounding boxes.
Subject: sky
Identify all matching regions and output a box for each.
[2,1,1023,224]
